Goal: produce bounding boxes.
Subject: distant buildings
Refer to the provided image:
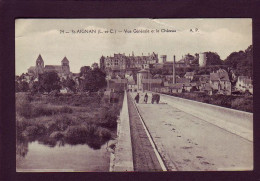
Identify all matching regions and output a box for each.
[101,51,234,96]
[184,72,195,81]
[235,76,253,94]
[137,69,151,91]
[28,54,71,79]
[127,80,138,92]
[210,69,232,95]
[100,52,159,78]
[106,78,127,92]
[22,51,252,96]
[141,79,163,92]
[160,55,167,63]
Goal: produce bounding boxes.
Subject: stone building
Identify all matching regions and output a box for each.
[106,79,127,92]
[127,80,138,92]
[28,54,71,79]
[210,69,231,95]
[28,54,45,78]
[100,52,159,75]
[184,72,195,81]
[136,69,152,91]
[235,76,253,94]
[141,79,163,92]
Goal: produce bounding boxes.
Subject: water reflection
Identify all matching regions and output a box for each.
[17,140,111,172]
[16,134,112,171]
[16,133,110,158]
[16,137,29,157]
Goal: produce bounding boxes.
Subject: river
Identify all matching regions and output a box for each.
[16,140,112,172]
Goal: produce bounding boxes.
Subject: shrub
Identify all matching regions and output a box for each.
[16,120,31,137]
[98,107,119,129]
[33,106,54,116]
[49,131,64,139]
[231,97,253,112]
[17,102,33,118]
[60,106,73,114]
[95,127,111,139]
[18,104,73,118]
[65,125,91,139]
[65,123,112,141]
[16,91,123,149]
[22,126,39,137]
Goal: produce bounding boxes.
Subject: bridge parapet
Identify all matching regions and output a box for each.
[110,91,134,171]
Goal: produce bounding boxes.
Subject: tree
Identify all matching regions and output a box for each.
[79,66,106,92]
[224,45,253,78]
[80,66,91,77]
[205,52,223,66]
[91,63,99,69]
[92,68,106,90]
[18,81,29,92]
[15,81,20,92]
[63,77,76,93]
[38,72,61,93]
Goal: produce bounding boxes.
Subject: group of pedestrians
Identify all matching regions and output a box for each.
[134,92,159,104]
[134,93,148,103]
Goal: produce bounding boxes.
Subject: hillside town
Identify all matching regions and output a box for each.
[16,46,253,97]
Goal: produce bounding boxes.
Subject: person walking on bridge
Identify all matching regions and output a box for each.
[144,93,148,104]
[135,93,140,103]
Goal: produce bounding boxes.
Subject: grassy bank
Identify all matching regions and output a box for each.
[163,92,253,113]
[16,92,124,150]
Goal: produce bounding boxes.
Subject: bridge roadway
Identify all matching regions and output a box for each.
[128,91,253,171]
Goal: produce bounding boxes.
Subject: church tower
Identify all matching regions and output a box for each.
[35,54,44,76]
[36,54,44,67]
[61,56,70,75]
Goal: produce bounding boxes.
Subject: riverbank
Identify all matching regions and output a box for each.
[16,92,124,156]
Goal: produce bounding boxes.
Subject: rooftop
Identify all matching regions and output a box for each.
[62,56,69,63]
[185,72,195,76]
[36,54,44,63]
[109,79,128,84]
[138,69,150,73]
[210,71,229,81]
[141,79,162,84]
[176,77,190,83]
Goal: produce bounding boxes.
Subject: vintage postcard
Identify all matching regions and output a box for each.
[15,18,253,172]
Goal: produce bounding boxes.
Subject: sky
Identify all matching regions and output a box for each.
[15,18,252,75]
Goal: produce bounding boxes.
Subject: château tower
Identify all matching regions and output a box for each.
[160,55,167,63]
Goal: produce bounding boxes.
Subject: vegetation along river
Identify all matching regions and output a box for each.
[16,91,124,172]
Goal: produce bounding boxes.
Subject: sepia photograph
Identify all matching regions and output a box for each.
[15,18,253,172]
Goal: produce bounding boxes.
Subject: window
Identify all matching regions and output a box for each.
[115,59,119,66]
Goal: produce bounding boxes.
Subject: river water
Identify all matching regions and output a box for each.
[16,140,112,172]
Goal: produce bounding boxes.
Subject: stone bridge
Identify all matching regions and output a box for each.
[110,91,253,171]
